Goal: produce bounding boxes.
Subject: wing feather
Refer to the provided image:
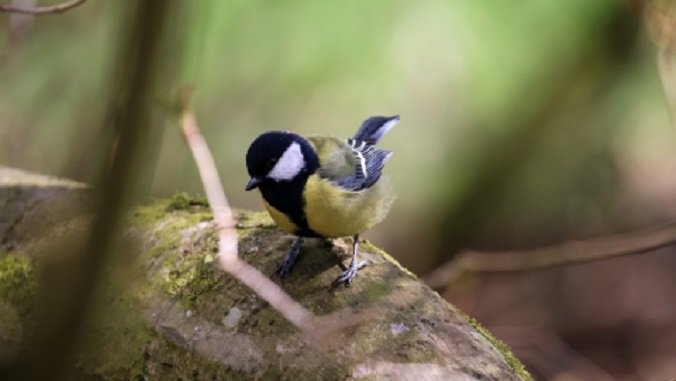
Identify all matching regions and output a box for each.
[333,139,392,191]
[307,121,395,192]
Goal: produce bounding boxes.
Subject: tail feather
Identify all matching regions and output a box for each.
[353,115,400,145]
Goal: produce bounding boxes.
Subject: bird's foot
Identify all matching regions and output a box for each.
[275,238,301,278]
[331,259,368,288]
[275,255,296,278]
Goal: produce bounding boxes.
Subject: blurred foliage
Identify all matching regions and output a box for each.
[3,0,676,379]
[0,0,673,266]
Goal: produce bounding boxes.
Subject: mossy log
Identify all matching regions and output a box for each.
[0,167,531,381]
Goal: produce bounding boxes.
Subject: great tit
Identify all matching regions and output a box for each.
[245,115,399,287]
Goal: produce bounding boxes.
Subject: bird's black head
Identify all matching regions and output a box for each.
[245,131,319,191]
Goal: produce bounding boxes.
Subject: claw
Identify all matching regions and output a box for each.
[330,234,368,288]
[331,259,368,288]
[275,238,302,278]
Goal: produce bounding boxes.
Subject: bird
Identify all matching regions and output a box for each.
[245,115,399,287]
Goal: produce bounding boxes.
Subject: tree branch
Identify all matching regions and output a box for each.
[425,222,676,290]
[176,87,319,336]
[0,0,88,15]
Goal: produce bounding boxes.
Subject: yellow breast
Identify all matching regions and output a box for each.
[303,174,395,238]
[262,199,300,235]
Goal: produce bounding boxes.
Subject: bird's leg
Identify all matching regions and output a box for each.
[275,237,302,278]
[331,234,368,288]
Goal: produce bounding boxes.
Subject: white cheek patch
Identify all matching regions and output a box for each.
[268,141,306,181]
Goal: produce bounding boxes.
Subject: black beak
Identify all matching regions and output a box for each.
[245,176,263,191]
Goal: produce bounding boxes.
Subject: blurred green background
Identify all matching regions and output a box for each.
[2,1,676,379]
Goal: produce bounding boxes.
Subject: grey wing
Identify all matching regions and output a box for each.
[333,139,392,191]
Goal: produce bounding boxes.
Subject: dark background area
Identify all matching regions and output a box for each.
[1,1,675,379]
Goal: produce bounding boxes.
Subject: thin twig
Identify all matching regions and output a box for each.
[425,222,676,290]
[0,0,88,15]
[177,87,318,334]
[178,88,238,263]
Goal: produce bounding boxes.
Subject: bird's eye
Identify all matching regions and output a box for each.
[265,158,277,170]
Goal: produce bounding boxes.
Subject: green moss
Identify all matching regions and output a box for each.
[164,258,221,309]
[129,201,221,309]
[235,210,276,230]
[167,192,209,211]
[0,254,37,319]
[462,312,533,381]
[364,281,388,302]
[127,199,172,227]
[128,197,211,228]
[149,208,277,310]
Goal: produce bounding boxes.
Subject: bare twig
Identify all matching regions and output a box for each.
[425,222,676,290]
[0,0,88,15]
[177,87,238,263]
[177,87,318,334]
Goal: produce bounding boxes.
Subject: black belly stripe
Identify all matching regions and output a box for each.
[259,178,319,237]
